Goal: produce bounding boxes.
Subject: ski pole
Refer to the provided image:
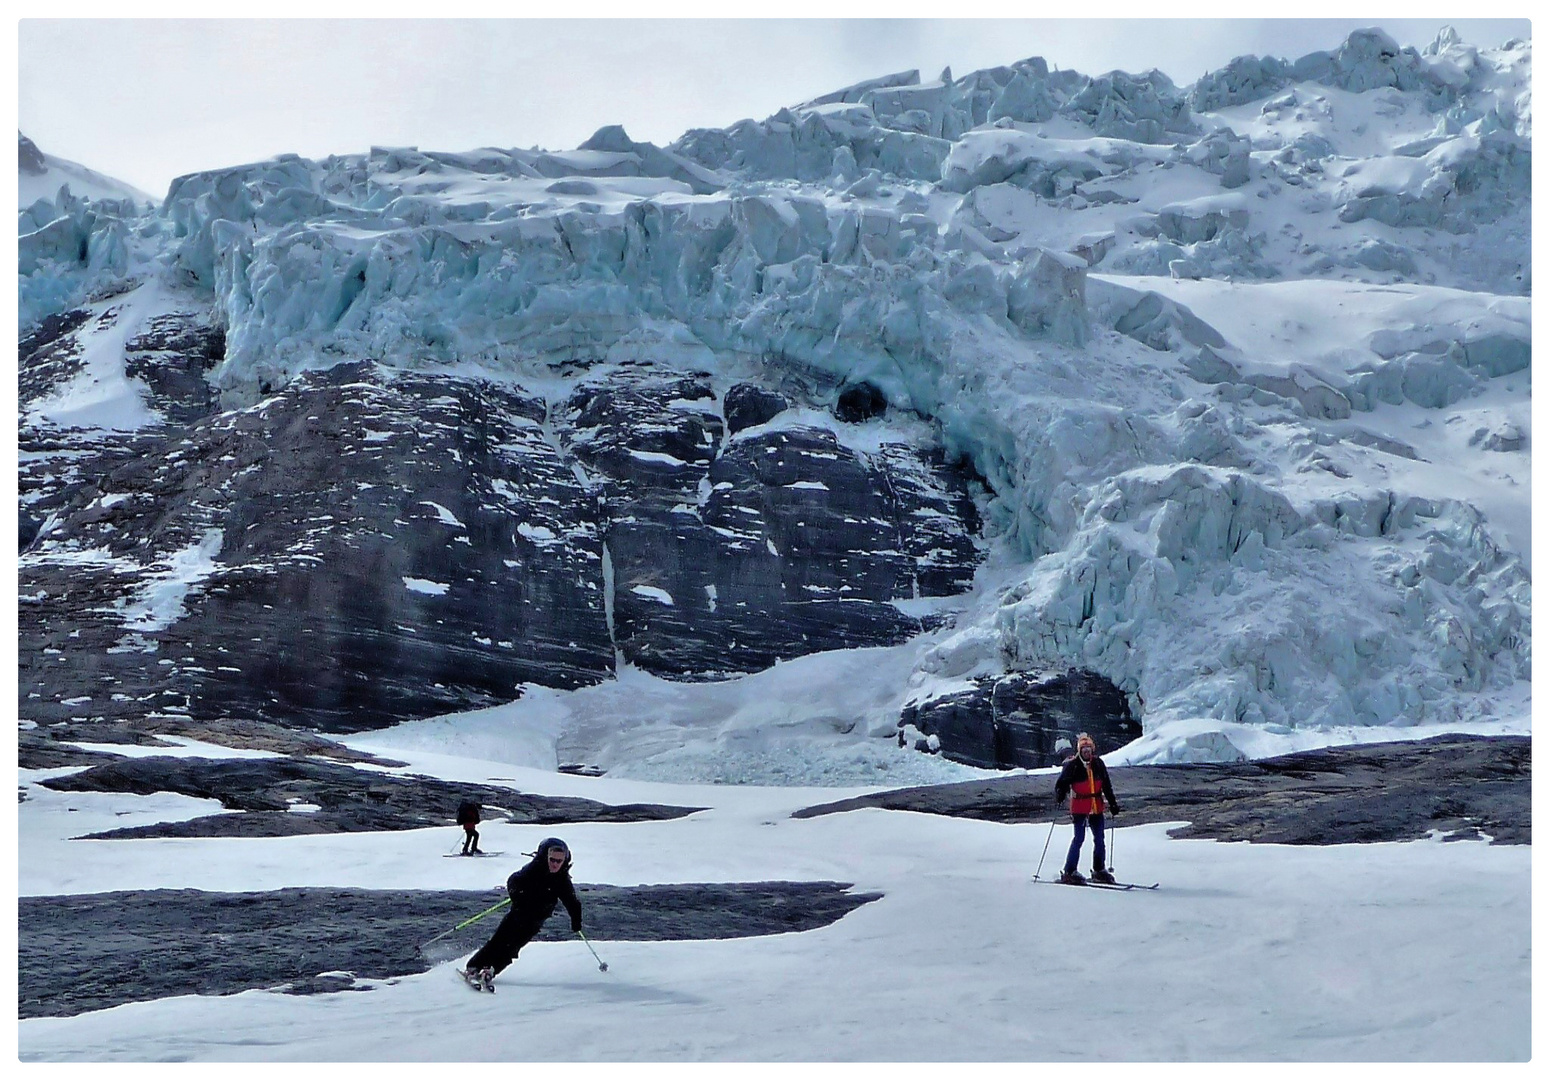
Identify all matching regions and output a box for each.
[1109,816,1117,874]
[420,897,510,950]
[577,929,609,972]
[1033,818,1056,881]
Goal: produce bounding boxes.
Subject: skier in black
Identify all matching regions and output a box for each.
[1053,733,1121,885]
[456,797,482,855]
[463,837,583,991]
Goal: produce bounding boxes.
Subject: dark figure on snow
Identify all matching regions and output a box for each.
[456,798,482,855]
[464,837,583,989]
[1054,733,1121,885]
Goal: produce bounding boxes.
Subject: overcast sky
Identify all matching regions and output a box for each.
[18,15,1533,199]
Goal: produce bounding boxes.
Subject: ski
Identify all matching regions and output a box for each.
[444,851,504,858]
[1034,878,1159,891]
[459,968,488,993]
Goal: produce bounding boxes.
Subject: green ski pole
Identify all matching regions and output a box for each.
[420,897,510,950]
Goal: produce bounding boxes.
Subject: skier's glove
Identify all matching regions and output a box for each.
[1109,805,1121,815]
[571,919,583,933]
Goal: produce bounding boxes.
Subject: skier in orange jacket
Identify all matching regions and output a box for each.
[1053,733,1122,884]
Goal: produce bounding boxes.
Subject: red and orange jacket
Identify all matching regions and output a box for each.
[1054,755,1120,816]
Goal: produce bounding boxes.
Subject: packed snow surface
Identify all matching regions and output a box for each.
[16,26,1532,766]
[17,739,1530,1061]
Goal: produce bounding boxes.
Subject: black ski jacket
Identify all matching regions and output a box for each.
[1054,755,1120,816]
[505,837,583,931]
[456,800,481,825]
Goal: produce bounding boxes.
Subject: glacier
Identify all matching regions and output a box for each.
[16,24,1531,766]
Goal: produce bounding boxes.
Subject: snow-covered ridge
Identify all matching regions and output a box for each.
[19,133,154,210]
[17,26,1531,764]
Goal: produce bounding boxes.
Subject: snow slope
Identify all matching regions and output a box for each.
[21,278,170,431]
[19,133,156,210]
[17,740,1530,1061]
[1106,275,1531,568]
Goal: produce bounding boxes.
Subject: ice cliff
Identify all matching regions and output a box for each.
[18,25,1531,765]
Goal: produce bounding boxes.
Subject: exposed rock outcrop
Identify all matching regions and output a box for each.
[899,669,1140,769]
[795,734,1531,846]
[19,881,881,1018]
[20,322,985,734]
[41,756,701,837]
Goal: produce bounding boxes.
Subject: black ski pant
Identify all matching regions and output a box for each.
[1063,812,1106,875]
[461,824,480,853]
[467,909,546,975]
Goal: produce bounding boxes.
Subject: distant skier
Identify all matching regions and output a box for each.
[456,797,482,855]
[463,837,583,991]
[1054,733,1122,885]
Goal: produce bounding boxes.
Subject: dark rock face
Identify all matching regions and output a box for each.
[597,413,982,676]
[121,314,226,424]
[19,508,43,551]
[722,382,788,433]
[20,315,984,736]
[19,881,881,1018]
[41,756,701,837]
[795,734,1531,846]
[18,307,89,366]
[20,133,47,175]
[900,670,1140,769]
[170,364,615,731]
[18,308,92,408]
[20,353,615,736]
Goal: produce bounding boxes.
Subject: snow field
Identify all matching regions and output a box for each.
[17,748,1530,1061]
[346,643,1003,787]
[22,282,168,432]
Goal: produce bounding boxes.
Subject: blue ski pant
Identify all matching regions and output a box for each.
[1063,813,1106,874]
